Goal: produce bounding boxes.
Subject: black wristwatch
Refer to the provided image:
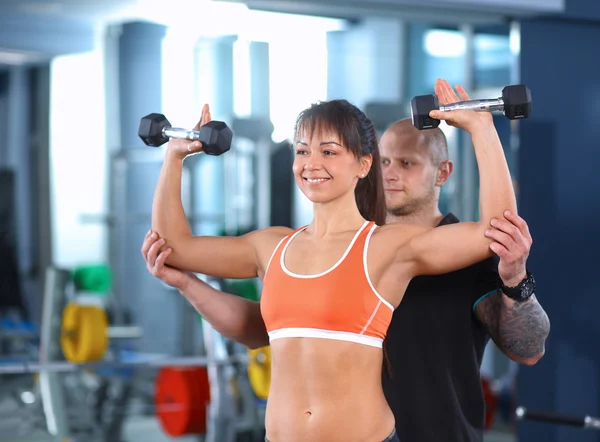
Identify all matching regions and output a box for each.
[500,271,536,302]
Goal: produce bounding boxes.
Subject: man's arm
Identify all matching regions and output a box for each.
[474,211,550,365]
[141,230,269,349]
[475,291,550,365]
[180,275,269,350]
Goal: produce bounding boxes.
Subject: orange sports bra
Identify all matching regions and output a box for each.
[260,220,394,348]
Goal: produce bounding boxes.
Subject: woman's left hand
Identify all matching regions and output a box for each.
[429,79,494,133]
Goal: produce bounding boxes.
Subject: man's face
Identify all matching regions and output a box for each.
[379,131,439,217]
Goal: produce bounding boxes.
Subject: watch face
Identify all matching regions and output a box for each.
[513,275,535,300]
[522,278,535,299]
[502,273,535,301]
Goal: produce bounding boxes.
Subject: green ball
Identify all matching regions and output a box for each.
[227,279,259,302]
[72,264,112,294]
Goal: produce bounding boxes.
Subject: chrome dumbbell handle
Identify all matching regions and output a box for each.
[439,98,504,113]
[162,127,202,142]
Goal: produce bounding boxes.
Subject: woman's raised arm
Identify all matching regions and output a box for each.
[401,80,518,276]
[148,104,290,279]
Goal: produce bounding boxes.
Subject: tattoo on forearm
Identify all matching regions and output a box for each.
[498,294,550,359]
[477,291,501,336]
[477,292,550,360]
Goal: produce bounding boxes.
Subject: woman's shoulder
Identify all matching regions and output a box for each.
[247,226,296,271]
[374,221,431,238]
[370,221,434,253]
[245,225,295,250]
[262,226,296,240]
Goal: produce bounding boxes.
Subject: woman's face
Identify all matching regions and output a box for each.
[292,128,369,204]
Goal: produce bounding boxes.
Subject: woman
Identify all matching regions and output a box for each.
[142,79,517,442]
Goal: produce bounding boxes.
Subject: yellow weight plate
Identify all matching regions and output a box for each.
[247,346,271,400]
[61,303,108,363]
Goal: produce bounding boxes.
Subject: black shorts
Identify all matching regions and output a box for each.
[265,428,399,442]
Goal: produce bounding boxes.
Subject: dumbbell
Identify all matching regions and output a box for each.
[411,85,532,130]
[138,113,233,156]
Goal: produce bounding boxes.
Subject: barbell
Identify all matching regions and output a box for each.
[12,299,270,406]
[515,406,600,430]
[0,353,247,375]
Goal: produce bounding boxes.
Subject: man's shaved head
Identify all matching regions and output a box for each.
[383,119,448,166]
[379,118,453,220]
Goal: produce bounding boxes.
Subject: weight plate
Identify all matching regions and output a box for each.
[247,346,271,400]
[155,366,210,436]
[61,303,109,364]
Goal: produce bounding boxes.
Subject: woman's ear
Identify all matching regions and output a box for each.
[360,154,373,177]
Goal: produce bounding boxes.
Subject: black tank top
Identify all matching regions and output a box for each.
[382,213,500,442]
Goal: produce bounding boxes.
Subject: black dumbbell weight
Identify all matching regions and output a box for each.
[138,113,233,156]
[411,85,532,130]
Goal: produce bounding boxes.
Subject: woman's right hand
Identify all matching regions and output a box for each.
[168,103,213,160]
[141,230,192,291]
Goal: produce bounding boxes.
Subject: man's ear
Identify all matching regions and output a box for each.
[436,160,453,186]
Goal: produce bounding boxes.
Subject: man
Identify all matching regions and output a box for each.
[142,117,550,442]
[378,119,550,442]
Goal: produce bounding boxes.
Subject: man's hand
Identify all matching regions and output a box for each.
[477,211,549,365]
[141,229,193,291]
[484,210,532,287]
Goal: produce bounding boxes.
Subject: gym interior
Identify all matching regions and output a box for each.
[0,0,598,441]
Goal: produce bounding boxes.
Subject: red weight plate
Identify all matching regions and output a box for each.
[155,366,211,436]
[482,377,498,430]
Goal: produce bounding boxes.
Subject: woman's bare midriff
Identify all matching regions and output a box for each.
[264,337,395,442]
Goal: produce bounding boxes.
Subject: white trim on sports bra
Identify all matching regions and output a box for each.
[363,224,394,311]
[268,327,383,348]
[280,220,370,279]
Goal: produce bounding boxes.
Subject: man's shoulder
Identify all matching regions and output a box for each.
[436,212,460,227]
